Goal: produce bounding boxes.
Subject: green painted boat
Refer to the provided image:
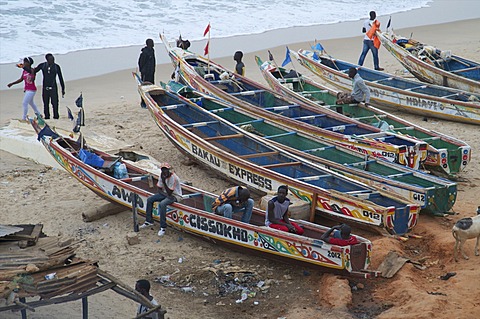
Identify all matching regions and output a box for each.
[256,56,471,177]
[160,34,428,171]
[166,81,457,217]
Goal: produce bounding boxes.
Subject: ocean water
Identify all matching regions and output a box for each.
[0,0,431,64]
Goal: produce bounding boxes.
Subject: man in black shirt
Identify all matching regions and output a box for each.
[138,39,156,83]
[35,54,65,119]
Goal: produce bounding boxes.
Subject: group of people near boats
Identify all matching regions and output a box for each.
[138,162,357,246]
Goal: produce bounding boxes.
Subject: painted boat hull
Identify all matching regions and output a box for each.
[377,31,480,94]
[30,118,377,277]
[259,55,472,176]
[166,80,457,217]
[134,75,419,236]
[160,34,428,171]
[293,50,480,125]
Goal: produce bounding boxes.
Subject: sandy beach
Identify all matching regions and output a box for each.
[1,1,480,318]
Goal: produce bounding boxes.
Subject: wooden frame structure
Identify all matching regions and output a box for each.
[0,225,166,319]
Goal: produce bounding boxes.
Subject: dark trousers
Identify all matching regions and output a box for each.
[145,193,176,229]
[358,39,380,69]
[141,72,155,84]
[42,87,59,119]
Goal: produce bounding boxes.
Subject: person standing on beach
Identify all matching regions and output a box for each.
[140,163,182,237]
[35,53,65,119]
[138,38,156,84]
[7,57,42,121]
[135,279,159,319]
[233,51,245,76]
[358,11,384,71]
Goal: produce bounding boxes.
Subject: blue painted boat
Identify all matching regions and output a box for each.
[164,80,457,217]
[135,72,420,236]
[293,49,480,125]
[377,31,480,94]
[160,34,428,170]
[30,118,378,277]
[257,55,472,176]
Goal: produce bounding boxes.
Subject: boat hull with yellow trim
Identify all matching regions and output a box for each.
[30,118,378,277]
[160,34,428,171]
[134,74,420,236]
[258,55,472,176]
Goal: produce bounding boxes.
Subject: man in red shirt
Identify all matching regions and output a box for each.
[320,224,359,246]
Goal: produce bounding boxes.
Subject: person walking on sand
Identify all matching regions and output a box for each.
[135,279,159,319]
[265,185,304,235]
[35,53,65,119]
[140,163,182,237]
[212,186,253,223]
[7,57,42,121]
[358,11,384,71]
[234,51,245,76]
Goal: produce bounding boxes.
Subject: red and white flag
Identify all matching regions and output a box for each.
[204,41,209,56]
[203,23,210,36]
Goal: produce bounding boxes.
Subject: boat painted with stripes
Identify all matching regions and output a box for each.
[292,49,480,125]
[30,117,378,277]
[257,56,472,176]
[135,73,420,236]
[377,31,480,94]
[165,80,457,217]
[160,34,427,170]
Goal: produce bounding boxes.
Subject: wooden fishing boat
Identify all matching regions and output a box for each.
[30,117,378,278]
[257,56,472,176]
[377,31,480,94]
[160,34,428,170]
[164,80,457,217]
[292,50,480,125]
[134,74,420,236]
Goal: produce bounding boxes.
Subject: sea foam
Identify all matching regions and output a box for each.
[0,0,431,63]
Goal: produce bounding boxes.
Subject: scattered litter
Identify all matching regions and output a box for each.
[213,259,221,264]
[253,301,259,305]
[427,291,447,296]
[235,291,248,304]
[178,257,183,263]
[44,273,56,280]
[178,236,183,242]
[181,286,194,293]
[439,272,456,280]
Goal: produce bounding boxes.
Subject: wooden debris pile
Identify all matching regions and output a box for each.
[0,224,166,318]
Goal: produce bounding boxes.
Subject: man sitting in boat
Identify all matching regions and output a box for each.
[265,185,304,235]
[140,163,182,237]
[320,224,359,246]
[335,67,371,113]
[212,186,253,223]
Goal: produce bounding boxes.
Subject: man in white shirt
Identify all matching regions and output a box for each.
[358,11,384,71]
[140,163,182,236]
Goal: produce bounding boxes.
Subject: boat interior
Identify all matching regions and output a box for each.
[315,55,480,103]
